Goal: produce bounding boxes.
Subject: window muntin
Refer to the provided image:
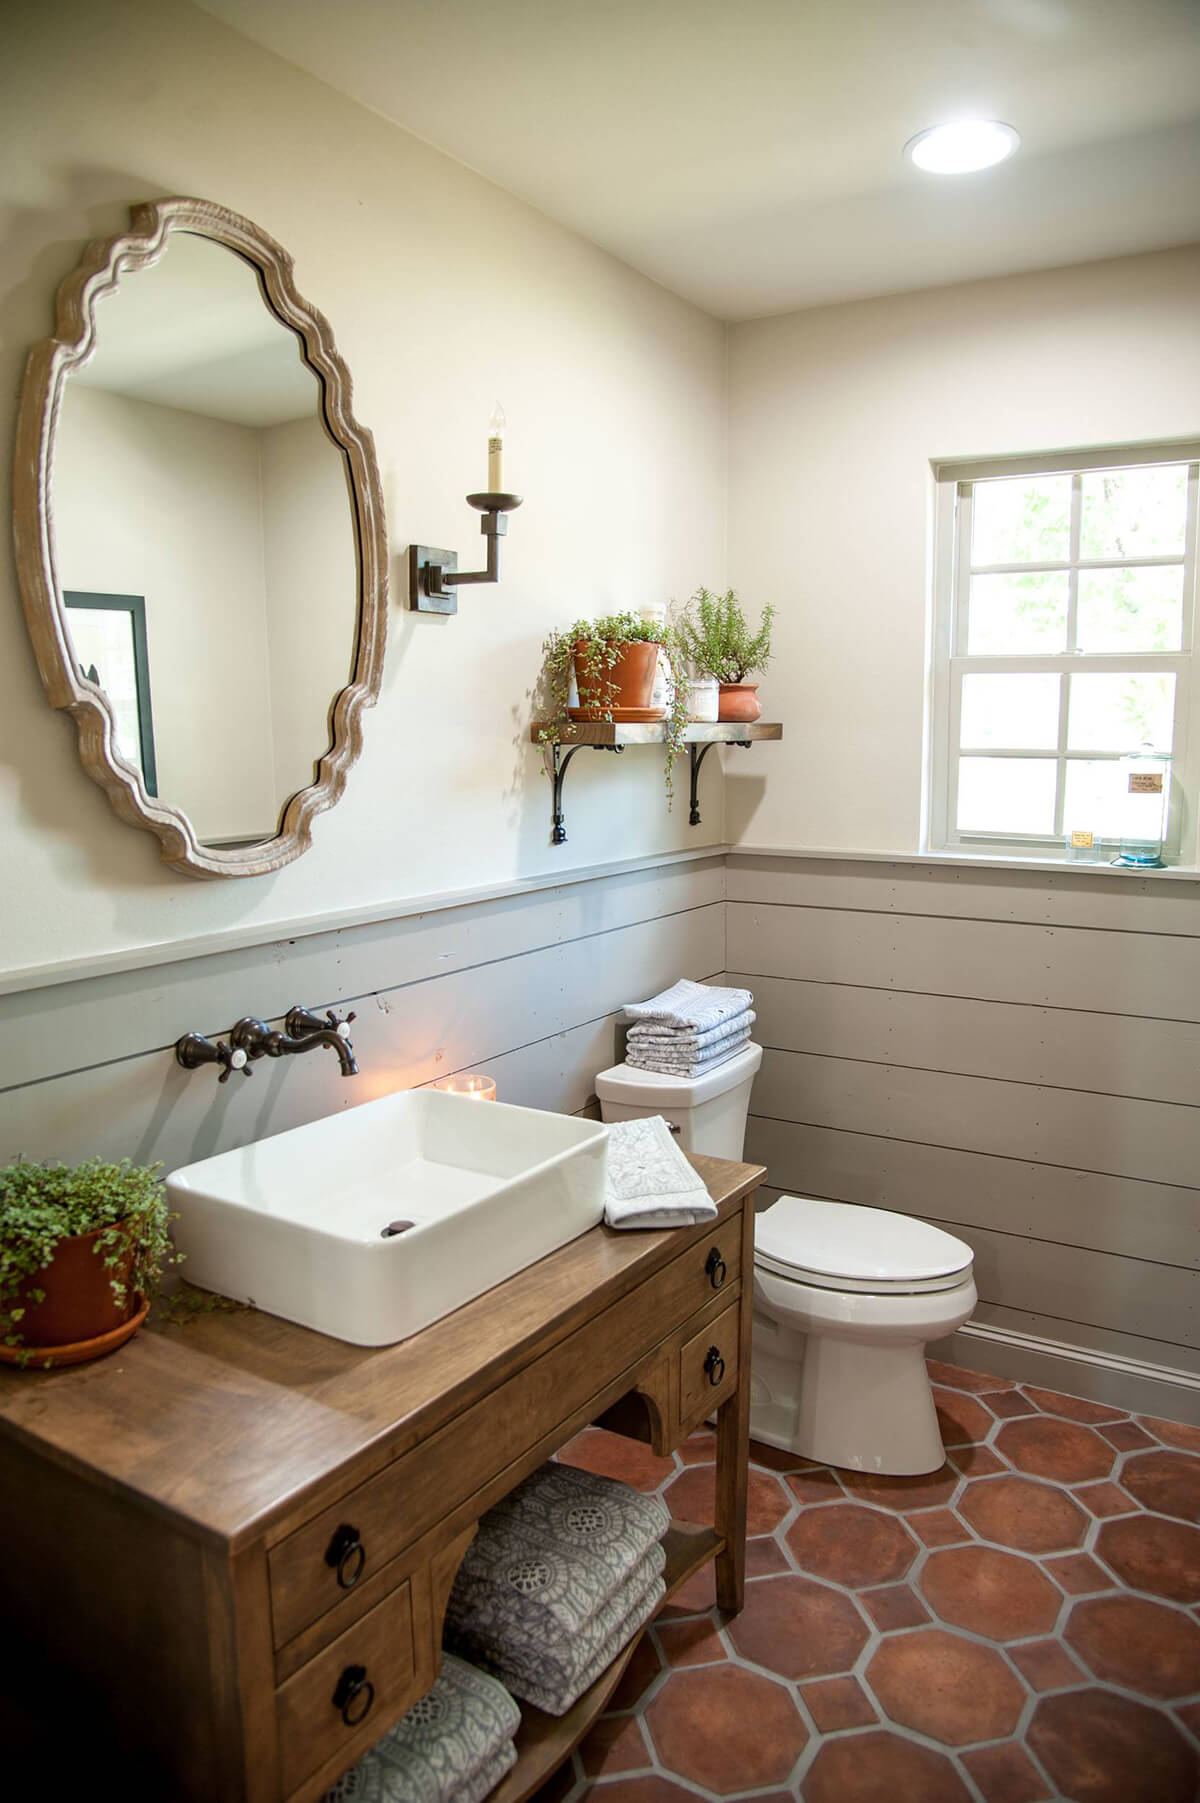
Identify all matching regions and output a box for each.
[931,447,1199,858]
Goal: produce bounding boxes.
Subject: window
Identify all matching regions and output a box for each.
[928,444,1200,862]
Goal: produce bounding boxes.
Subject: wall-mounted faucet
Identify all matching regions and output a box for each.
[175,1006,358,1081]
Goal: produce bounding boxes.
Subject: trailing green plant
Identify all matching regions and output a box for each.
[677,587,776,684]
[537,610,691,804]
[0,1156,177,1353]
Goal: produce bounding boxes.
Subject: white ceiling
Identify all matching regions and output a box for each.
[198,0,1200,320]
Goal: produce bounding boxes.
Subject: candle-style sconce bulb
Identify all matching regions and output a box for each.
[408,404,523,615]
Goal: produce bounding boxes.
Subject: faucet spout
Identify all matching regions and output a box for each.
[227,1007,359,1078]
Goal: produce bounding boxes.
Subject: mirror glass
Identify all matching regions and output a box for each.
[51,230,359,849]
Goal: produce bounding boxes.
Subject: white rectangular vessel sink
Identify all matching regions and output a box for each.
[167,1089,609,1346]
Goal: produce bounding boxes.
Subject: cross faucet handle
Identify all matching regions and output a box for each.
[284,1005,356,1040]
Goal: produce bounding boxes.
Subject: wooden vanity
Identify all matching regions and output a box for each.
[0,1154,763,1803]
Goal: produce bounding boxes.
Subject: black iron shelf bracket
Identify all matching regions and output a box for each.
[546,742,625,844]
[689,738,750,826]
[409,492,523,615]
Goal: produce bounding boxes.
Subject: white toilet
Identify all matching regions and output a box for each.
[594,1043,977,1476]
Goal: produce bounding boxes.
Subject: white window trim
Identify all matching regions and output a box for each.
[927,440,1200,867]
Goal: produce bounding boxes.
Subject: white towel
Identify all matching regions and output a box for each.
[626,1030,752,1079]
[622,978,753,1033]
[628,1009,756,1050]
[604,1115,716,1229]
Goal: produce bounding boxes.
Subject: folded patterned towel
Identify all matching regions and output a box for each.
[447,1461,670,1631]
[625,1031,751,1079]
[323,1653,519,1803]
[627,1009,756,1050]
[448,1547,665,1712]
[622,978,753,1033]
[506,1559,667,1717]
[603,1115,717,1229]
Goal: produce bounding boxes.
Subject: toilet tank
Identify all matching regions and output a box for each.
[594,1042,763,1159]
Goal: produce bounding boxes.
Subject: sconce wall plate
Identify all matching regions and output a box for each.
[408,546,459,615]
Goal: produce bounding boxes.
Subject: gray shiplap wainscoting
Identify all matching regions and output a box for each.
[726,851,1200,1424]
[0,855,725,1174]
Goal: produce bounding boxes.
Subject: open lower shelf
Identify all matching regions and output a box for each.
[528,721,783,842]
[485,1520,725,1803]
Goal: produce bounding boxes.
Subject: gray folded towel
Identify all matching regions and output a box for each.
[448,1461,669,1625]
[516,1562,667,1716]
[627,1009,756,1050]
[623,978,753,1033]
[625,1030,752,1078]
[448,1547,665,1713]
[322,1653,519,1803]
[603,1116,717,1229]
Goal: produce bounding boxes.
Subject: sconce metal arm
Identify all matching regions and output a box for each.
[409,493,523,613]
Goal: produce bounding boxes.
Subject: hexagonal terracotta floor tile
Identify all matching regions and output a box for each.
[785,1502,917,1586]
[995,1415,1115,1483]
[1029,1688,1198,1803]
[1096,1514,1200,1603]
[804,1730,971,1803]
[725,1573,869,1679]
[921,1543,1062,1639]
[1140,1415,1200,1455]
[557,1427,675,1492]
[934,1386,996,1445]
[579,1713,651,1777]
[839,1462,960,1512]
[958,1473,1088,1552]
[662,1463,790,1536]
[645,1663,807,1794]
[1024,1385,1126,1425]
[927,1359,1014,1396]
[568,1781,699,1803]
[1066,1593,1200,1698]
[867,1627,1025,1744]
[1120,1449,1200,1524]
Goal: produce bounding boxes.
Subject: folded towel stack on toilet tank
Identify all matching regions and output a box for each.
[444,1460,669,1717]
[622,977,755,1076]
[323,1652,520,1803]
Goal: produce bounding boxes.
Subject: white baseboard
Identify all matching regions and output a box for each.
[929,1319,1200,1426]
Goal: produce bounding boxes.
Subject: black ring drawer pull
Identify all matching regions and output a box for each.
[705,1247,727,1289]
[704,1346,726,1387]
[324,1523,366,1590]
[332,1664,375,1727]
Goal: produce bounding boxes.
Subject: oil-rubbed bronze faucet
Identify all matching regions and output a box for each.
[175,1005,358,1080]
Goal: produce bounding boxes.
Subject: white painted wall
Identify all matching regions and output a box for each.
[726,244,1200,852]
[53,383,280,839]
[0,0,726,977]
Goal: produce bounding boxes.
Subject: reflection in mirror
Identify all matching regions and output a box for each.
[52,230,358,848]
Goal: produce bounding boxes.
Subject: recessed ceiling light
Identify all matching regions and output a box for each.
[905,120,1020,174]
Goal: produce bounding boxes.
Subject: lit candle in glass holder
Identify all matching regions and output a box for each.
[432,1073,497,1101]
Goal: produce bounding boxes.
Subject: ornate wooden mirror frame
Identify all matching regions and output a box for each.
[12,196,388,879]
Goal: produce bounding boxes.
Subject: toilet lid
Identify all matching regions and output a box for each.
[755,1195,973,1295]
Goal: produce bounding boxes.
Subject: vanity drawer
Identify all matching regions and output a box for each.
[678,1301,740,1430]
[276,1578,419,1799]
[270,1216,744,1650]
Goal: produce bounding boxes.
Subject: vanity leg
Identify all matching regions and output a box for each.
[714,1194,755,1615]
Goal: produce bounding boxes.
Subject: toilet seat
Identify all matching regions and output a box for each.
[754,1195,973,1296]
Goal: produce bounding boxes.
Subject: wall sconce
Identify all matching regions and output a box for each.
[409,404,523,615]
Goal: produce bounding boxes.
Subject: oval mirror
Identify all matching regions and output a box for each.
[13,198,387,878]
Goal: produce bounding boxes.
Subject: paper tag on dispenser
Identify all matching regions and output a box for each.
[1129,772,1163,794]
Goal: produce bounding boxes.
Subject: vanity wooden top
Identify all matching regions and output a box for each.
[0,1153,763,1552]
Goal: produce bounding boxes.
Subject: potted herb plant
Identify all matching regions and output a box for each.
[538,610,691,803]
[0,1156,175,1367]
[678,587,776,722]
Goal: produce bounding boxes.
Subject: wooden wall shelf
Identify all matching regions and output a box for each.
[529,720,783,841]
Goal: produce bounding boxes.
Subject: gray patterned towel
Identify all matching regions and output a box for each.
[447,1461,669,1632]
[604,1116,717,1229]
[447,1543,665,1709]
[622,978,753,1032]
[322,1653,519,1803]
[517,1559,666,1715]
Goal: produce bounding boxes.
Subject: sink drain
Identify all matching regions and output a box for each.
[380,1219,415,1238]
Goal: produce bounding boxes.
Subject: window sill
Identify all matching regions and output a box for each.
[729,843,1200,882]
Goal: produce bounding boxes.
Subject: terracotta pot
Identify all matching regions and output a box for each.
[717,681,761,723]
[15,1222,137,1349]
[572,639,659,719]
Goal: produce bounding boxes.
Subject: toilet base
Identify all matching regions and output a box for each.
[750,1317,948,1476]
